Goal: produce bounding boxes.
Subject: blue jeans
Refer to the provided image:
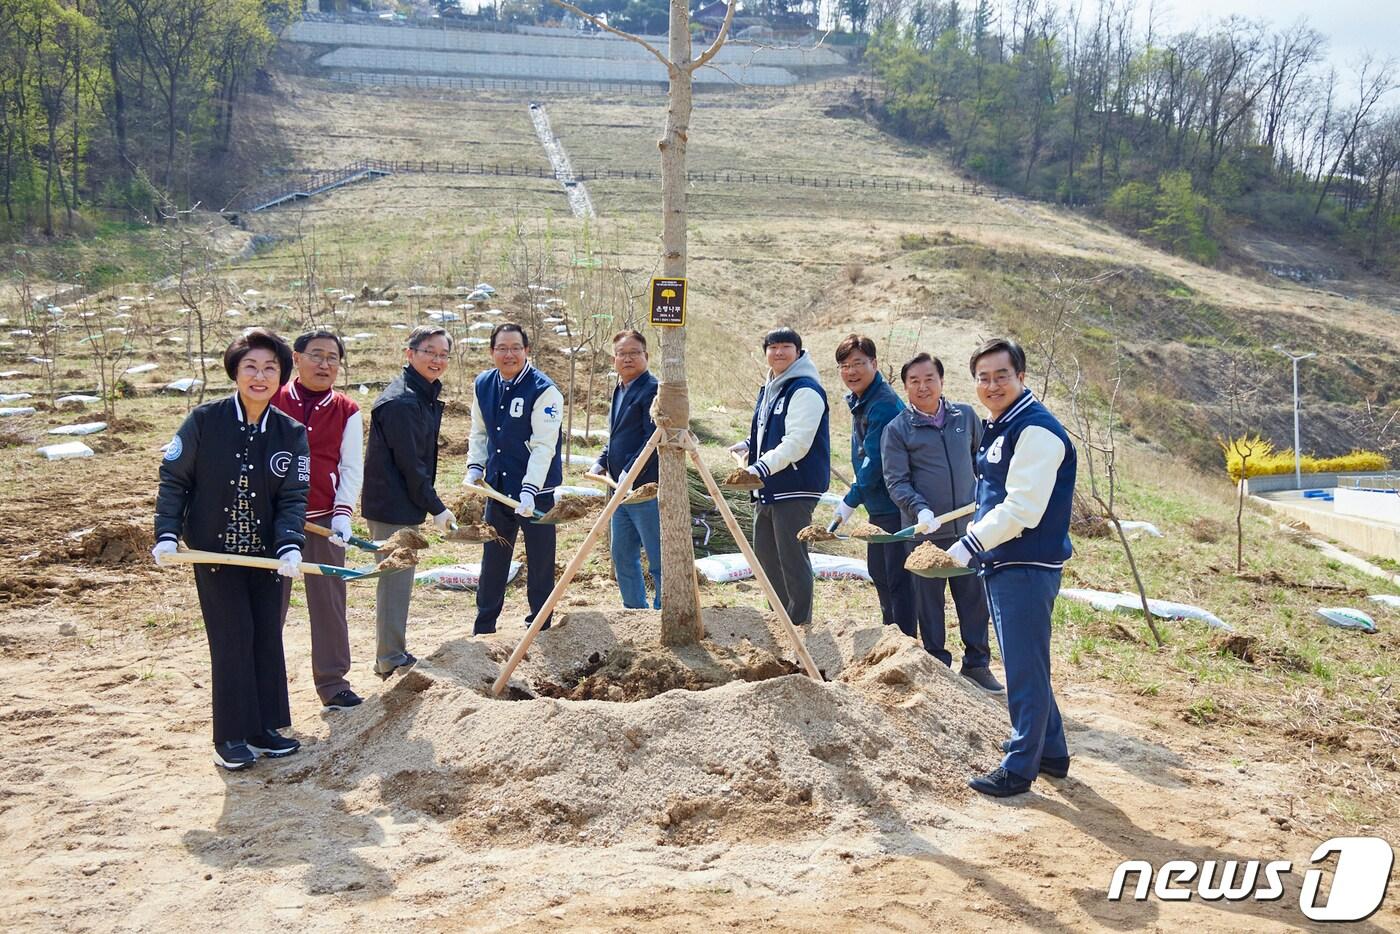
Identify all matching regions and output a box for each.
[985,566,1068,781]
[611,499,662,609]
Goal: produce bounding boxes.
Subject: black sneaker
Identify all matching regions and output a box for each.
[999,740,1071,778]
[375,652,417,681]
[246,729,300,758]
[323,689,363,711]
[961,666,1005,693]
[969,766,1033,798]
[213,741,256,771]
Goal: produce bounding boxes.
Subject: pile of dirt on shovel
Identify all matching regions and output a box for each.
[294,608,1009,849]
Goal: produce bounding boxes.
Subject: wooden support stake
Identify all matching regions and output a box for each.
[683,434,823,682]
[490,427,665,697]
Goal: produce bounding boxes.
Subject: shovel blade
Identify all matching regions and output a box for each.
[907,565,976,579]
[852,524,920,543]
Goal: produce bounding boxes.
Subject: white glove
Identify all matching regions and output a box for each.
[329,515,353,547]
[587,462,605,477]
[278,548,304,578]
[833,502,856,525]
[727,440,749,466]
[515,490,536,518]
[433,508,456,531]
[946,541,972,567]
[151,540,178,567]
[917,508,941,534]
[744,465,761,478]
[465,466,484,485]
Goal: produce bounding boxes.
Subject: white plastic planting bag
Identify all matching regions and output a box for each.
[695,553,754,583]
[0,392,32,402]
[55,394,100,405]
[165,378,202,393]
[1367,594,1400,610]
[1316,607,1378,633]
[1,406,36,417]
[1058,587,1233,632]
[551,485,604,498]
[415,562,521,590]
[1117,520,1163,538]
[47,422,107,436]
[37,441,94,460]
[124,363,157,375]
[810,552,871,581]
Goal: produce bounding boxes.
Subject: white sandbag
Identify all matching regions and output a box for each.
[55,394,99,405]
[1317,607,1378,633]
[415,562,520,590]
[566,453,597,467]
[810,552,871,581]
[695,553,754,583]
[165,378,202,393]
[47,421,107,436]
[124,363,157,375]
[466,337,488,345]
[0,370,24,378]
[1367,594,1400,609]
[1,406,36,417]
[1058,587,1233,632]
[551,485,604,498]
[1118,520,1163,538]
[37,440,94,460]
[0,392,32,402]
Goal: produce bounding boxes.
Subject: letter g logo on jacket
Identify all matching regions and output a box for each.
[269,451,292,477]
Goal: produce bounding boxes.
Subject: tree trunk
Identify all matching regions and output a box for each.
[656,1,703,647]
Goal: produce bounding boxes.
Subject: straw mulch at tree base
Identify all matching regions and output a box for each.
[905,541,961,571]
[719,468,764,490]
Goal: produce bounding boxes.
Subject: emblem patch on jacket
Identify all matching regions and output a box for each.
[270,451,293,476]
[298,455,311,483]
[987,436,1005,464]
[162,435,183,461]
[543,403,560,421]
[773,398,786,415]
[510,397,525,418]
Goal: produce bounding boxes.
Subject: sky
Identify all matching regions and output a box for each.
[1149,0,1400,84]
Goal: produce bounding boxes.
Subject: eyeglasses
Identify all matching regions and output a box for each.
[975,373,1016,387]
[414,349,451,362]
[837,359,873,372]
[492,344,526,355]
[614,350,645,360]
[304,353,341,367]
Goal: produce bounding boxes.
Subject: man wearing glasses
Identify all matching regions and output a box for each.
[272,330,365,710]
[466,323,565,634]
[945,338,1077,797]
[588,330,661,608]
[362,325,456,680]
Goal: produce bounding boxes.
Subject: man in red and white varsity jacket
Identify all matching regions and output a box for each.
[272,330,365,711]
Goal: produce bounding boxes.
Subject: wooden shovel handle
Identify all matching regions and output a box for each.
[463,480,548,519]
[158,549,328,576]
[583,471,619,489]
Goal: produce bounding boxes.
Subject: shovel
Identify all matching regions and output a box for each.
[583,470,657,504]
[462,480,581,525]
[305,521,388,554]
[158,548,394,581]
[828,503,977,543]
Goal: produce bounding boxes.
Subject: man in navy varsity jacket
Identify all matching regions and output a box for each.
[589,329,661,609]
[728,327,830,626]
[466,323,565,634]
[272,330,365,711]
[945,338,1077,797]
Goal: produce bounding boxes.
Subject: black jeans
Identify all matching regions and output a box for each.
[194,564,291,743]
[867,512,916,633]
[909,547,992,669]
[474,495,557,634]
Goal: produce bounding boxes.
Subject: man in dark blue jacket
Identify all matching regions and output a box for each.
[589,329,661,608]
[947,338,1077,797]
[830,334,911,631]
[363,325,456,680]
[466,323,565,634]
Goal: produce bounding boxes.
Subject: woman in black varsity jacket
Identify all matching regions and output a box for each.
[152,328,311,771]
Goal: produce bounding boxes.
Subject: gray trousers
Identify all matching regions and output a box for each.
[752,499,817,625]
[369,519,417,674]
[279,529,353,703]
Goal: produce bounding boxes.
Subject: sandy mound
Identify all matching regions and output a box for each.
[291,609,1007,849]
[67,521,152,565]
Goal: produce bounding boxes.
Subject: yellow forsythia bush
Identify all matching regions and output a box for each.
[1221,436,1389,482]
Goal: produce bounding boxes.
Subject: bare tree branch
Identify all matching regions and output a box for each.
[691,0,738,71]
[546,0,671,71]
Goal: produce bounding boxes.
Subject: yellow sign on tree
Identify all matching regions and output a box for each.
[649,277,686,327]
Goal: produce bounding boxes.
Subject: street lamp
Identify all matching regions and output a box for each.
[1274,345,1316,490]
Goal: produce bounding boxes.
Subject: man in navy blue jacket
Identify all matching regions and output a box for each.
[589,330,661,608]
[946,338,1078,797]
[830,334,912,632]
[466,323,565,634]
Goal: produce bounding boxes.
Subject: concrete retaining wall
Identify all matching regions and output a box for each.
[1244,471,1400,495]
[1255,498,1400,562]
[289,20,845,68]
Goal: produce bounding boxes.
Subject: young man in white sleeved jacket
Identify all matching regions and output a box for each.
[466,323,565,634]
[943,338,1078,798]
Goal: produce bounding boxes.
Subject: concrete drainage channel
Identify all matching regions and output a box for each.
[528,102,594,219]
